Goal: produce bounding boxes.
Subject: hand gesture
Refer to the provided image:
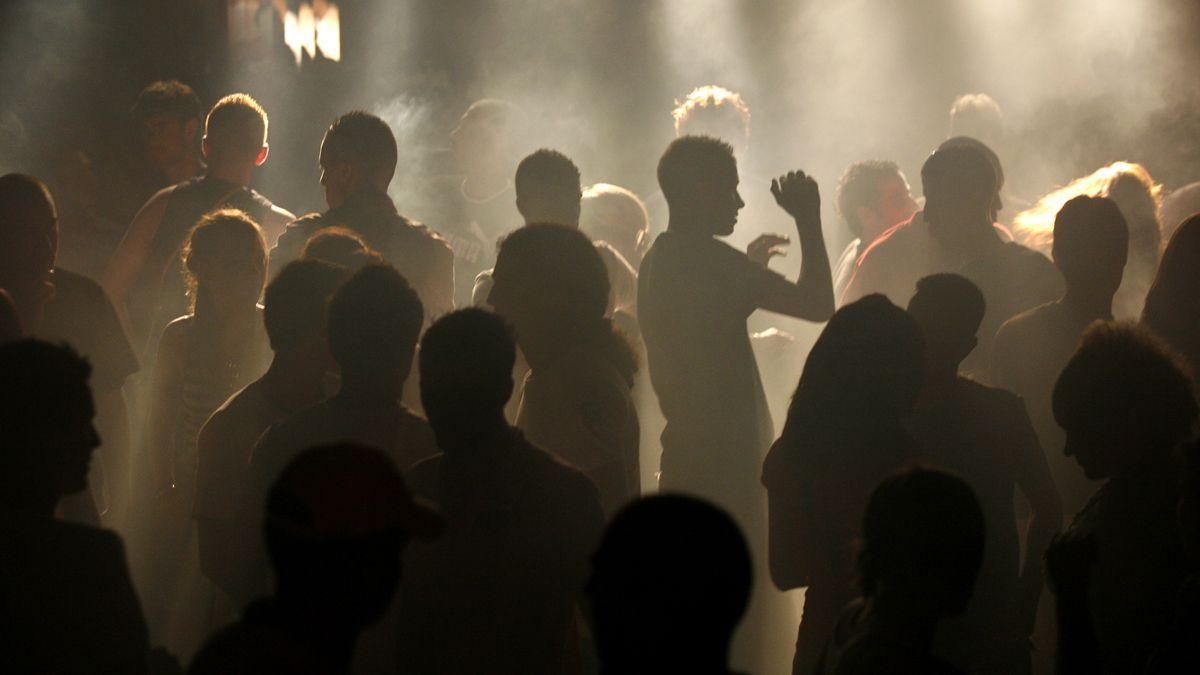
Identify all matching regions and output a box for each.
[747,233,790,268]
[771,170,821,225]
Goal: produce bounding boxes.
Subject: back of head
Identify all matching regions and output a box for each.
[1158,181,1200,243]
[1103,163,1163,262]
[0,173,57,288]
[301,226,384,270]
[1052,195,1129,294]
[419,308,516,425]
[921,144,997,232]
[859,467,985,616]
[263,259,348,353]
[672,85,751,147]
[182,208,268,310]
[132,80,202,124]
[327,264,423,378]
[204,93,268,164]
[514,149,582,226]
[657,134,737,217]
[493,223,610,324]
[835,160,903,239]
[907,273,986,369]
[948,93,1003,147]
[939,135,1004,195]
[588,494,752,664]
[1142,214,1200,356]
[579,183,649,262]
[321,111,399,187]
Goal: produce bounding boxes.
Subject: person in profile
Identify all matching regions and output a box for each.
[831,160,919,301]
[489,224,640,514]
[905,273,1062,673]
[270,111,454,322]
[1050,322,1196,673]
[194,259,347,607]
[844,144,1061,377]
[817,467,986,675]
[587,494,752,675]
[398,308,606,674]
[993,196,1130,516]
[1142,213,1200,382]
[0,340,150,674]
[761,295,924,673]
[132,80,205,191]
[189,442,443,675]
[104,93,294,350]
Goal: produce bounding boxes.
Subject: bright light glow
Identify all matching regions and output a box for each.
[284,1,340,67]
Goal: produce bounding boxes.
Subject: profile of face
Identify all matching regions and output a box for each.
[870,173,919,236]
[143,114,197,170]
[1061,420,1126,480]
[701,160,744,237]
[47,388,101,496]
[318,142,357,210]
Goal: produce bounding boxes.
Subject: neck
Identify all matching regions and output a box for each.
[667,212,714,237]
[869,592,939,655]
[207,161,254,187]
[164,156,202,185]
[436,413,511,457]
[272,594,358,669]
[263,352,328,411]
[338,371,402,401]
[1061,287,1114,319]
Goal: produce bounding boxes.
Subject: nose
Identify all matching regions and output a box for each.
[736,191,745,210]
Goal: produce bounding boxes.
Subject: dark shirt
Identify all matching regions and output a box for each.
[818,600,963,675]
[37,268,139,392]
[188,599,343,675]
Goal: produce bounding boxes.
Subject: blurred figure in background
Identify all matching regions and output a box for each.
[580,182,651,270]
[1142,214,1200,382]
[831,160,919,301]
[1157,180,1200,244]
[131,81,204,191]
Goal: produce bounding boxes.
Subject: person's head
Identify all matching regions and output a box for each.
[658,135,742,236]
[450,98,519,174]
[1158,181,1200,245]
[1053,322,1198,480]
[202,93,269,169]
[948,93,1003,149]
[835,160,918,244]
[264,442,441,630]
[1052,195,1129,299]
[579,183,650,266]
[672,85,751,154]
[132,80,202,171]
[0,174,57,307]
[319,111,398,209]
[906,274,985,376]
[920,144,997,242]
[263,259,347,373]
[1142,214,1200,358]
[419,308,516,434]
[858,467,985,618]
[514,149,582,227]
[301,226,384,271]
[938,136,1005,220]
[0,340,98,510]
[587,494,751,670]
[182,209,268,315]
[327,264,423,390]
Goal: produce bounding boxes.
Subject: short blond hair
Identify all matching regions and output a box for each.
[205,93,268,159]
[672,85,751,140]
[580,183,649,247]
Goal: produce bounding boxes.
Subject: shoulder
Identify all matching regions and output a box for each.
[400,215,454,256]
[860,216,921,261]
[525,438,602,501]
[201,381,262,435]
[280,212,326,239]
[406,453,445,499]
[49,267,103,298]
[995,301,1056,343]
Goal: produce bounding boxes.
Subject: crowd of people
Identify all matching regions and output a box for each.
[1,78,1199,675]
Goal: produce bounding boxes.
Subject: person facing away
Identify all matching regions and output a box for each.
[993,196,1130,516]
[397,308,606,674]
[0,173,139,524]
[270,111,454,322]
[105,93,294,351]
[843,143,1061,378]
[1050,322,1196,674]
[488,223,640,515]
[580,182,651,270]
[189,442,443,675]
[761,295,924,674]
[587,494,752,675]
[831,160,919,301]
[194,259,347,607]
[817,467,987,675]
[0,340,150,674]
[904,273,1062,674]
[1142,213,1200,383]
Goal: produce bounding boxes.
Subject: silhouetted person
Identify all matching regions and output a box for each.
[1142,213,1200,382]
[0,340,150,674]
[762,295,923,674]
[189,443,442,675]
[299,226,383,270]
[105,94,294,350]
[270,111,454,322]
[0,288,20,342]
[194,259,347,607]
[580,182,651,269]
[132,80,204,189]
[0,173,139,525]
[489,224,640,514]
[1158,180,1200,243]
[905,273,1062,673]
[587,494,752,675]
[994,196,1130,515]
[832,160,919,301]
[398,308,605,674]
[844,144,1061,377]
[817,467,986,675]
[1050,322,1196,673]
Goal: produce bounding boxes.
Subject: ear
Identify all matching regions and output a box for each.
[255,143,269,167]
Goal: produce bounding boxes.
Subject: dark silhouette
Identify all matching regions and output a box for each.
[298,226,383,270]
[587,494,752,675]
[761,295,923,674]
[0,339,150,674]
[0,288,20,341]
[816,467,986,675]
[270,111,454,322]
[994,196,1130,515]
[905,273,1062,673]
[832,160,919,300]
[489,223,640,514]
[844,143,1061,377]
[132,80,204,189]
[398,308,606,674]
[1050,322,1196,673]
[105,94,294,350]
[1158,180,1200,243]
[189,442,442,674]
[194,259,347,606]
[1142,213,1200,381]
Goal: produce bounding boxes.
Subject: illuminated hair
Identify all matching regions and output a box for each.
[835,160,902,238]
[181,208,267,311]
[204,93,268,160]
[948,93,1003,139]
[132,80,202,122]
[1014,162,1163,256]
[580,183,649,253]
[672,85,751,141]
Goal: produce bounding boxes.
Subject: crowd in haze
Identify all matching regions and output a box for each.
[2,77,1200,675]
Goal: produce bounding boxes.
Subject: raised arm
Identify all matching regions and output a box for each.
[755,171,834,321]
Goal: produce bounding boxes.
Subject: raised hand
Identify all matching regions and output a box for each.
[771,170,821,225]
[747,233,790,268]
